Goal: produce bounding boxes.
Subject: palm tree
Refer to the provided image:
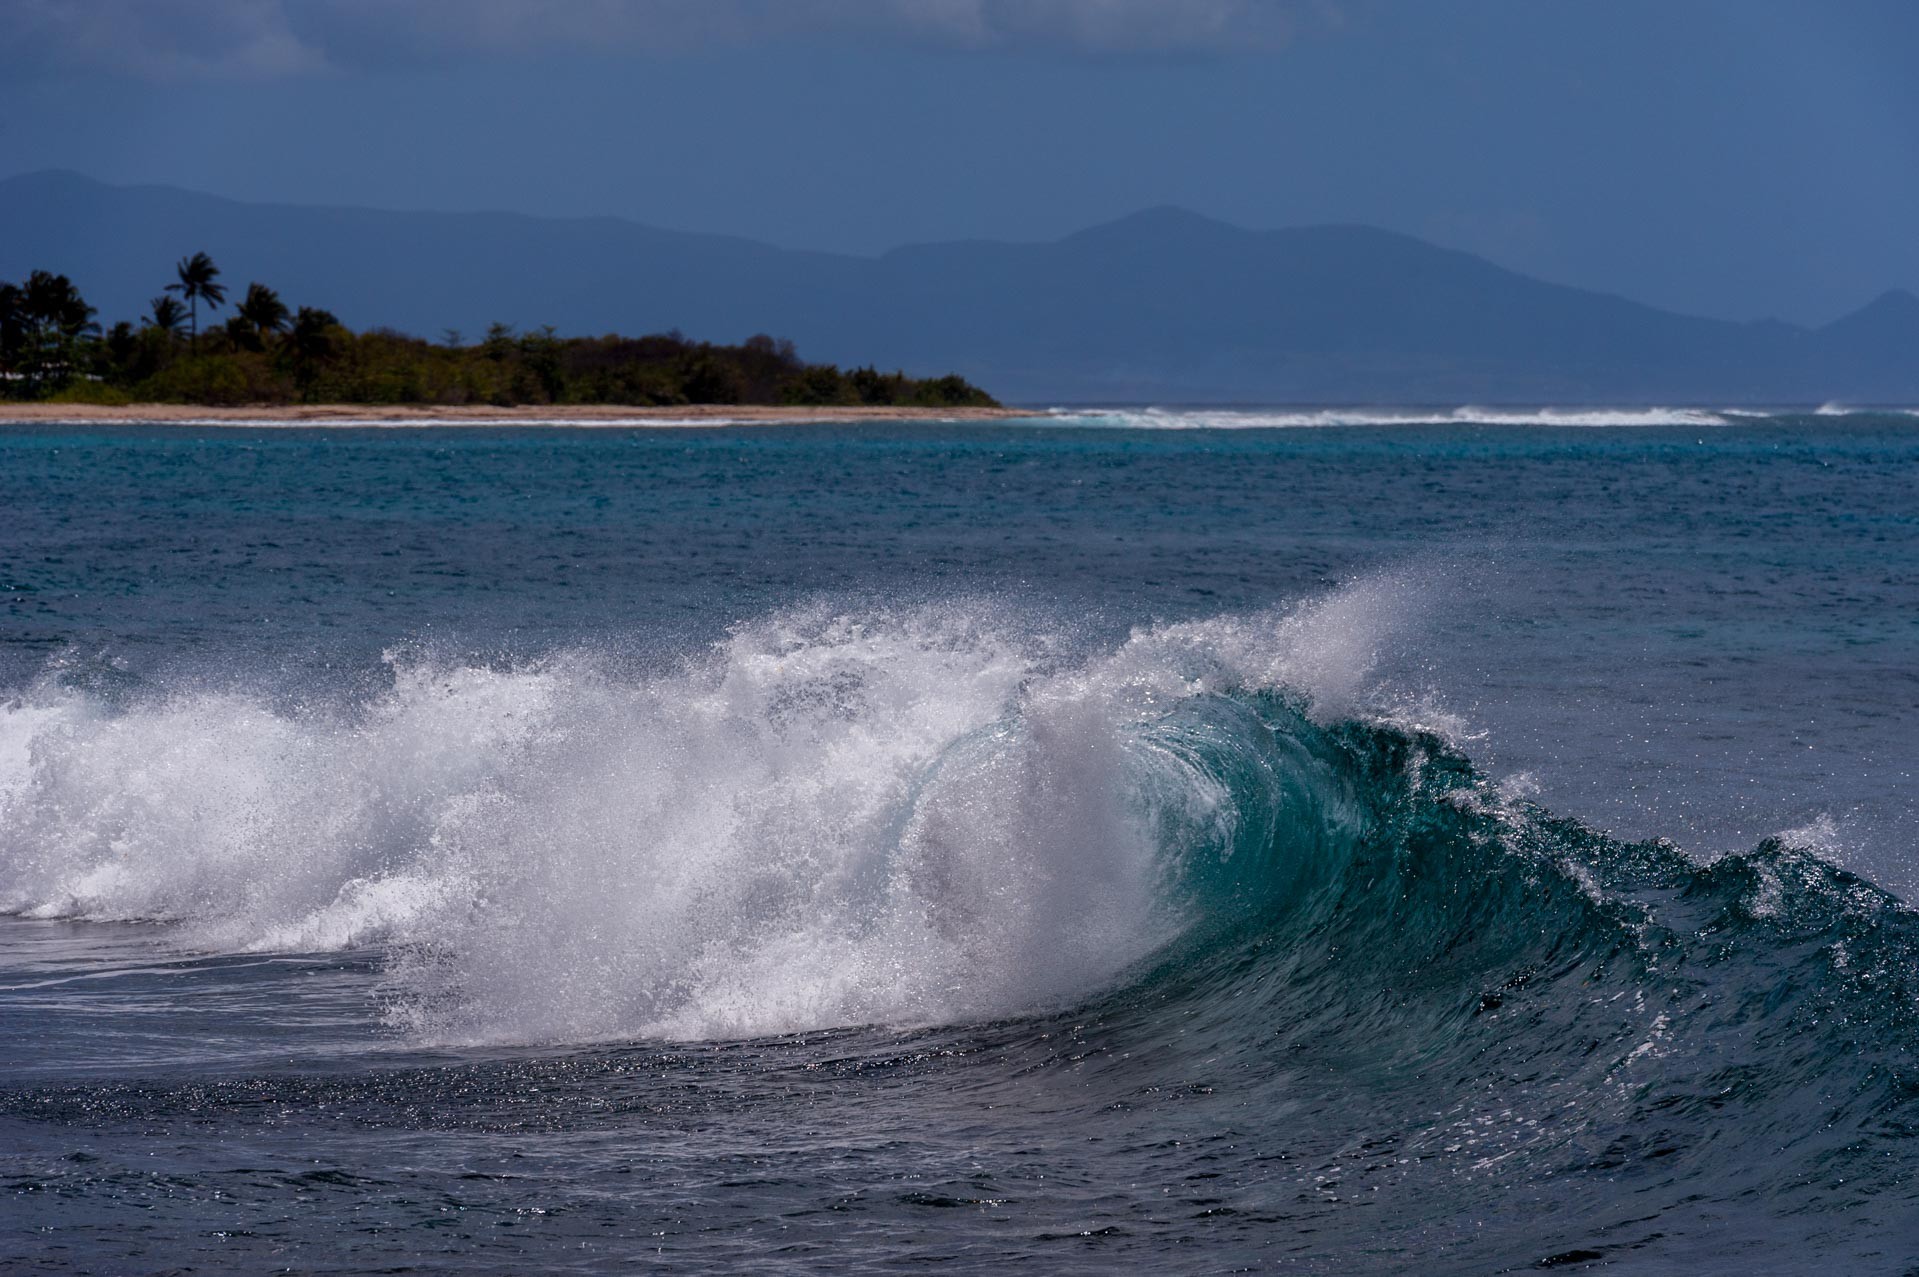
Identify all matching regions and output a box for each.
[165,251,227,349]
[235,282,289,343]
[289,306,340,356]
[148,294,187,335]
[19,272,95,341]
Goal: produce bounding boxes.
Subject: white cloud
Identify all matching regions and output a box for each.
[894,0,1298,53]
[1,0,1325,78]
[1,0,325,79]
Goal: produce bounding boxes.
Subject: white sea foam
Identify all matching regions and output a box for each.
[1045,406,1744,429]
[1811,404,1919,418]
[0,580,1427,1045]
[1772,813,1846,857]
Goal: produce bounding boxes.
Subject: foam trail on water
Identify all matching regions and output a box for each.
[0,579,1428,1045]
[1045,406,1741,429]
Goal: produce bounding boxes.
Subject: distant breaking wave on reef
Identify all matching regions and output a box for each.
[25,405,1919,430]
[1041,405,1919,428]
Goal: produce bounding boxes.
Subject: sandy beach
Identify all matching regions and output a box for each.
[0,403,1036,426]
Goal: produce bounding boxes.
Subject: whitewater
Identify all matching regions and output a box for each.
[1044,403,1919,429]
[0,582,1413,1044]
[1,411,1914,1273]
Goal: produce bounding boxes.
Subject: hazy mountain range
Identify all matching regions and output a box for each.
[3,170,1915,404]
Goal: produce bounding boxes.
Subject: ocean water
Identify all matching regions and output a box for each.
[0,410,1914,1273]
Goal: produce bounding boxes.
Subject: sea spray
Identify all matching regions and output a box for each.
[0,579,1431,1044]
[4,583,1916,1270]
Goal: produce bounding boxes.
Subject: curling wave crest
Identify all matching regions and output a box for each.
[0,579,1424,1045]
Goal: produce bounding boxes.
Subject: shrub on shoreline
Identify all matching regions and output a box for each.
[0,261,997,409]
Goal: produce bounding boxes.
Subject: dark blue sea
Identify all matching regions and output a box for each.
[1,409,1915,1274]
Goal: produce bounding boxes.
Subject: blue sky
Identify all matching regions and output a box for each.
[2,0,1915,323]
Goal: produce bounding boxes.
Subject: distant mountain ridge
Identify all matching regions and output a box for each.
[3,170,1914,403]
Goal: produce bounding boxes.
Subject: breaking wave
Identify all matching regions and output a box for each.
[0,580,1420,1043]
[1042,405,1919,429]
[2,572,1914,1184]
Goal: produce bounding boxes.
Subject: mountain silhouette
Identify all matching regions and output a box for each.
[3,170,1913,403]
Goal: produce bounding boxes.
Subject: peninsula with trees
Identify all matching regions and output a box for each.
[0,253,1000,415]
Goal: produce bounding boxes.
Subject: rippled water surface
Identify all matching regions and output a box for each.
[1,413,1915,1273]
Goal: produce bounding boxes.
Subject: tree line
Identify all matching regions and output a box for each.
[0,254,997,409]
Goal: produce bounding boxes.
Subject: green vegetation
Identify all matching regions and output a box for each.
[0,255,997,409]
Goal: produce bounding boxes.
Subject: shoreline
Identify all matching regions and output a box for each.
[0,403,1038,426]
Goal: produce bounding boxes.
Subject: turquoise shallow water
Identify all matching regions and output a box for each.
[0,412,1914,1272]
